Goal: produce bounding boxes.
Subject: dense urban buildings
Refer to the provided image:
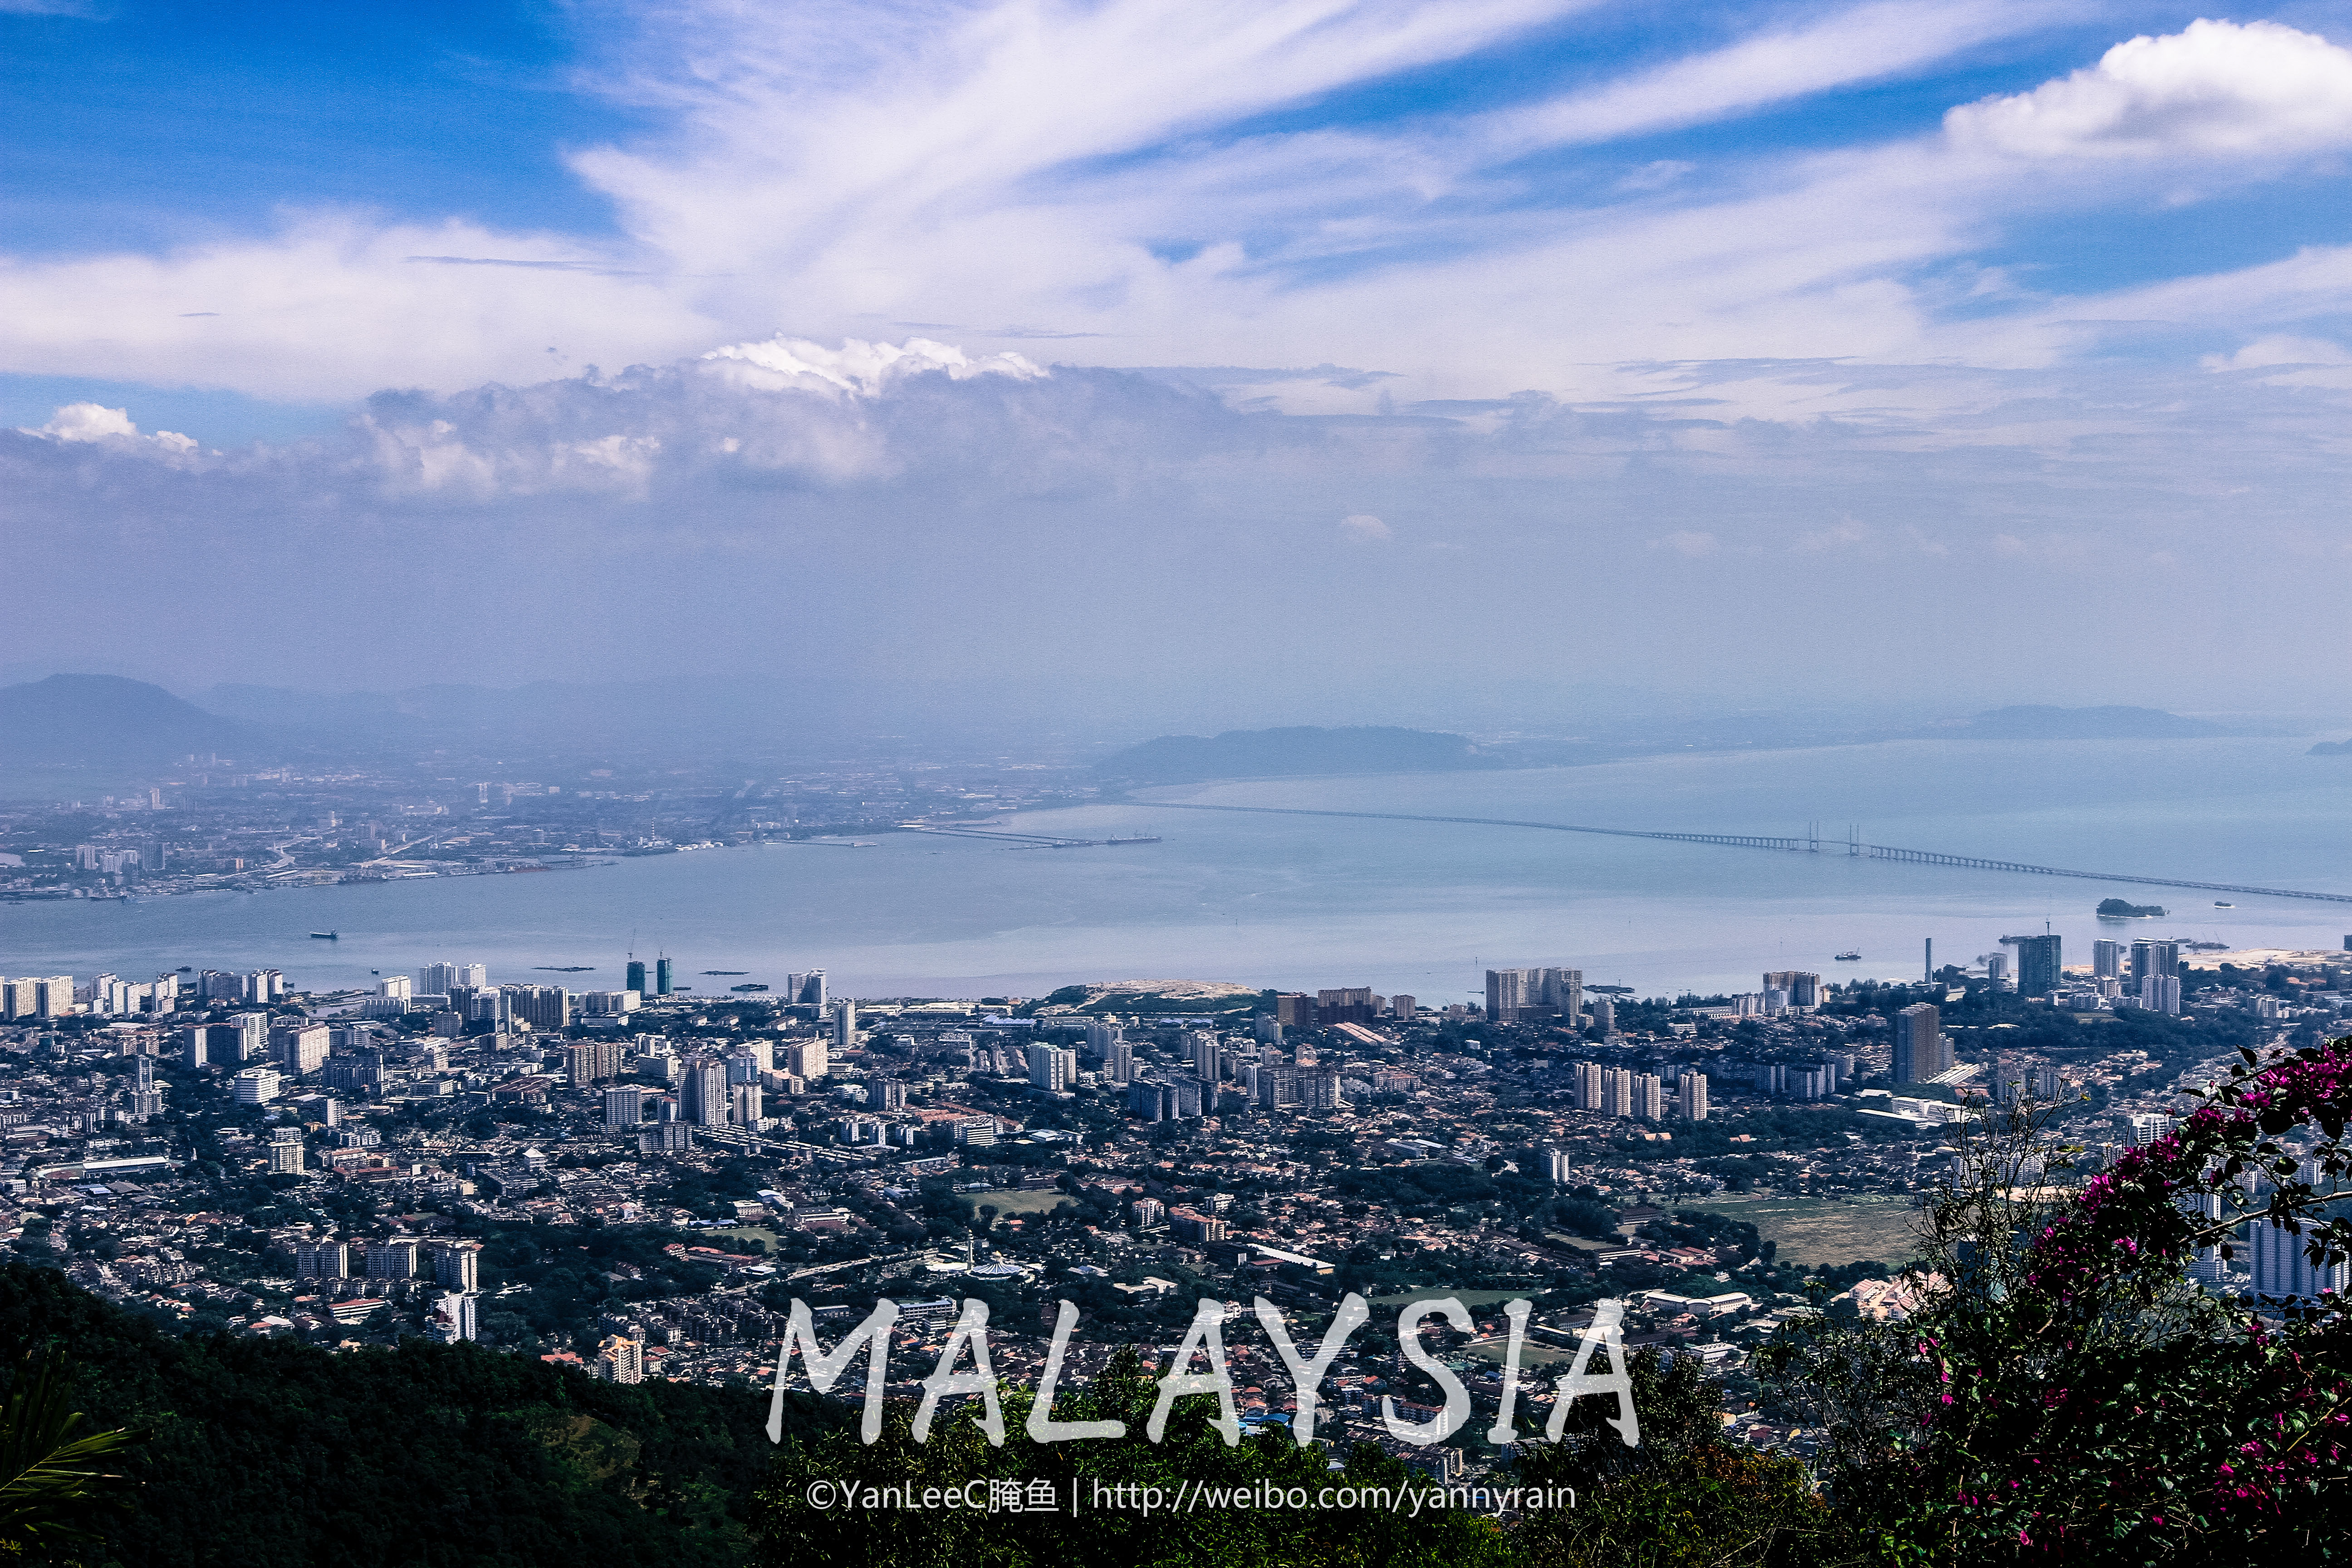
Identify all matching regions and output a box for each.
[0,920,2328,1472]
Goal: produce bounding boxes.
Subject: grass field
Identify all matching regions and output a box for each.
[1675,1195,1924,1265]
[965,1188,1075,1219]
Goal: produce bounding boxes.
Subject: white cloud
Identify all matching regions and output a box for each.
[1338,512,1391,541]
[2199,333,2351,371]
[1652,529,1719,558]
[700,335,1047,397]
[22,401,196,452]
[1497,0,2055,150]
[1946,19,2352,159]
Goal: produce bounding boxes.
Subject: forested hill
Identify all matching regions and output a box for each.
[0,1263,843,1568]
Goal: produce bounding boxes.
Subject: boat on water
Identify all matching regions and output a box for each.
[730,983,771,993]
[2214,901,2234,907]
[1834,951,1862,961]
[310,930,338,940]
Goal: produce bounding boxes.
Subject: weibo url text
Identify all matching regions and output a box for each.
[803,1477,1578,1516]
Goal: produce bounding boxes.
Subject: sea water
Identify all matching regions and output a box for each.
[3,738,2347,1004]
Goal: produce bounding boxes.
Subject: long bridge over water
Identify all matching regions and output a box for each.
[1128,802,2352,906]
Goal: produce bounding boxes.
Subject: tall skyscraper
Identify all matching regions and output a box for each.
[1894,1003,1947,1083]
[1590,996,1616,1036]
[832,1000,856,1051]
[731,1083,764,1125]
[604,1086,645,1129]
[1104,1041,1134,1086]
[2128,939,2179,988]
[799,970,827,1008]
[626,959,647,994]
[654,957,673,996]
[1571,1062,1603,1111]
[2139,974,2182,1014]
[2092,940,2124,979]
[420,962,461,996]
[2013,935,2062,996]
[1763,971,1823,1008]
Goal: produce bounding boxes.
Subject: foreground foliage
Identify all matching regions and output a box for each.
[1763,1038,2352,1564]
[0,1262,834,1567]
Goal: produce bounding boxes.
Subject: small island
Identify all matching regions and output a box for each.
[2097,897,2167,918]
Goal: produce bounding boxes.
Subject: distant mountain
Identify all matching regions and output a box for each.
[2310,739,2352,756]
[1929,706,2227,741]
[1097,725,1505,785]
[0,674,270,769]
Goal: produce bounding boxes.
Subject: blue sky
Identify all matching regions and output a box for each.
[5,2,2352,718]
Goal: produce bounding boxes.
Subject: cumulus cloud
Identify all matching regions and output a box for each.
[1946,20,2352,159]
[1338,513,1391,542]
[700,335,1048,397]
[22,401,196,453]
[5,338,2352,721]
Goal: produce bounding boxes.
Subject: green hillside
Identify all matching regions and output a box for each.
[0,1263,842,1568]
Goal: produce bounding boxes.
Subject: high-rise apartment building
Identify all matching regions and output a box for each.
[1893,1003,1949,1083]
[267,1132,304,1174]
[567,1041,626,1085]
[797,971,827,1008]
[1597,1067,1633,1118]
[654,957,673,996]
[1632,1072,1663,1120]
[1103,1041,1134,1086]
[1187,1031,1220,1083]
[420,962,461,996]
[1571,1062,1604,1112]
[832,1000,856,1051]
[683,1064,729,1125]
[625,959,647,994]
[295,1242,348,1280]
[1391,994,1415,1019]
[1485,967,1581,1023]
[1314,988,1375,1025]
[603,1086,645,1129]
[506,984,569,1029]
[1274,993,1317,1028]
[2012,935,2063,997]
[1762,971,1823,1008]
[731,1083,764,1126]
[2252,1215,2352,1304]
[2092,940,2125,979]
[366,1239,420,1279]
[431,1241,480,1291]
[1029,1046,1077,1094]
[596,1335,644,1384]
[1677,1073,1709,1121]
[229,1012,269,1062]
[2139,974,2182,1015]
[271,1022,329,1076]
[786,1039,829,1079]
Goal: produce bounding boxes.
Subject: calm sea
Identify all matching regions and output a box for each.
[4,739,2348,1004]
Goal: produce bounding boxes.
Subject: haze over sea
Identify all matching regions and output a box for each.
[5,738,2347,1005]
